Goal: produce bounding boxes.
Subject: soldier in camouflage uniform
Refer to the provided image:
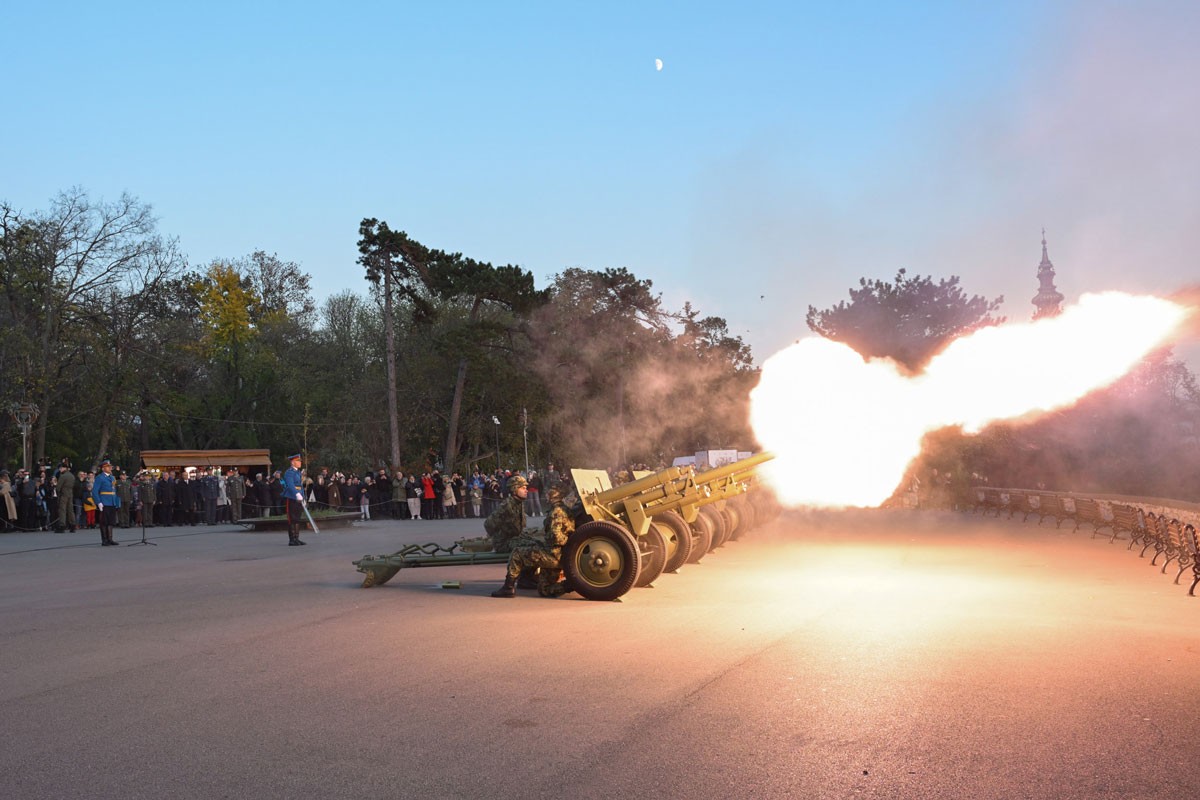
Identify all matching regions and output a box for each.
[483,474,527,553]
[491,485,575,598]
[226,468,246,521]
[116,471,134,528]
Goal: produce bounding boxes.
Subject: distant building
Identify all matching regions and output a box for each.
[1031,229,1064,320]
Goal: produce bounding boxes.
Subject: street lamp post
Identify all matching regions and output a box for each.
[9,401,39,473]
[522,407,530,475]
[492,415,501,472]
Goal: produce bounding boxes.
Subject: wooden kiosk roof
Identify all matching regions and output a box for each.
[139,449,272,469]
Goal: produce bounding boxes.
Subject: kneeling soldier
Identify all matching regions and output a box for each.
[491,486,575,598]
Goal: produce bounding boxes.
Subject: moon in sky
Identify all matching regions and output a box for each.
[655,58,663,71]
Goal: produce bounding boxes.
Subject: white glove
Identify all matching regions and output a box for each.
[97,502,104,510]
[295,492,303,501]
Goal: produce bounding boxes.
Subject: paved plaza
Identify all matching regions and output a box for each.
[1,509,1198,799]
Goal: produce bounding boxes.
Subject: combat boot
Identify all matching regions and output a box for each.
[491,577,516,598]
[516,567,539,590]
[538,581,567,598]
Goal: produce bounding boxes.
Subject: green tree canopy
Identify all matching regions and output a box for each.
[356,220,549,473]
[806,269,1005,372]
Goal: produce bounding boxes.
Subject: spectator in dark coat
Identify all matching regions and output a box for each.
[253,474,270,517]
[176,474,195,525]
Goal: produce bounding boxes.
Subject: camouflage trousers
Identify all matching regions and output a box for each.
[505,541,568,597]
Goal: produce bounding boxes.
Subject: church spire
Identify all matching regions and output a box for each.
[1032,228,1064,320]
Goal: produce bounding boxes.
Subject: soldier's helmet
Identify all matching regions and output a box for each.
[545,486,563,504]
[508,475,528,491]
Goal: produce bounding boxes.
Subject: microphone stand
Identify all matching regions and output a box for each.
[127,498,157,547]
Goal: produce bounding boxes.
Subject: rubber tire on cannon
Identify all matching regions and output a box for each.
[634,522,668,588]
[687,512,714,564]
[721,506,741,542]
[701,506,728,550]
[653,510,693,573]
[733,496,756,536]
[715,507,736,547]
[562,521,643,601]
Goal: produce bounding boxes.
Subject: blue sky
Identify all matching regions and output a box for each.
[5,1,1198,366]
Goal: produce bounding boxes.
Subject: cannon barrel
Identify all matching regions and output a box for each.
[579,454,774,522]
[644,452,774,519]
[591,465,689,507]
[691,451,774,486]
[574,453,774,536]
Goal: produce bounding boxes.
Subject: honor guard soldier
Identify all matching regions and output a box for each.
[282,453,307,546]
[226,468,246,521]
[116,470,134,528]
[92,459,121,546]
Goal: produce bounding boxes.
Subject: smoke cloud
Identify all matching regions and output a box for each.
[682,1,1200,371]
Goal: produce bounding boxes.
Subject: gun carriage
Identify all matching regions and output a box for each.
[352,452,776,602]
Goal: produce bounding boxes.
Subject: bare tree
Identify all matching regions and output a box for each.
[0,189,179,463]
[83,238,188,467]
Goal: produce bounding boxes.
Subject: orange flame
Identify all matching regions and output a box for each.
[750,292,1190,508]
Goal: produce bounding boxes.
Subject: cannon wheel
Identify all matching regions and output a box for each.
[724,505,744,541]
[687,512,713,564]
[735,497,757,534]
[655,510,693,573]
[634,523,668,588]
[701,506,728,550]
[563,521,642,601]
[717,508,736,546]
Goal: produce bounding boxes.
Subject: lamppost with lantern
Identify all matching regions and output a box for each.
[492,415,501,472]
[9,401,40,473]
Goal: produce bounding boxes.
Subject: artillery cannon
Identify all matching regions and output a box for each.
[564,452,774,600]
[352,452,776,601]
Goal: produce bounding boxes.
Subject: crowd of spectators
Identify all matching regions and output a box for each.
[298,464,564,521]
[0,459,575,531]
[0,466,58,532]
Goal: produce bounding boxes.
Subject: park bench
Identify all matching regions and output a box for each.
[1111,504,1145,546]
[1016,491,1052,524]
[997,490,1017,519]
[1151,517,1194,585]
[1017,492,1043,522]
[1027,492,1064,525]
[1139,512,1167,560]
[1073,497,1113,539]
[968,487,988,513]
[977,487,1003,516]
[1010,490,1044,522]
[1184,524,1200,596]
[1035,493,1078,529]
[959,485,1198,597]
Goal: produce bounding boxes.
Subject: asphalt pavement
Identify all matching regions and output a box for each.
[1,509,1198,799]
